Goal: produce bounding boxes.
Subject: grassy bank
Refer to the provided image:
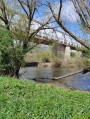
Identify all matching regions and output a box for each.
[0,77,90,119]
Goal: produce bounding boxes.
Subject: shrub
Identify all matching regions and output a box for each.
[38,50,53,63]
[70,52,76,58]
[0,28,24,77]
[83,59,90,67]
[82,48,90,58]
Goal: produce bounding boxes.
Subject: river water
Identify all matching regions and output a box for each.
[20,67,90,91]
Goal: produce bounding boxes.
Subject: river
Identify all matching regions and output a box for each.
[20,67,90,91]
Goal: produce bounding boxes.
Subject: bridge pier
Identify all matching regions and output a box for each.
[53,44,66,57]
[53,44,71,60]
[65,46,70,60]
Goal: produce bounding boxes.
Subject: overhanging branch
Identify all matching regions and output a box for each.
[47,0,90,50]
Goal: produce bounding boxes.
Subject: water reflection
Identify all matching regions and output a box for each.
[20,67,90,91]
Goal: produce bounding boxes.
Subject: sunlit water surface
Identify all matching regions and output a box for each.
[20,67,90,91]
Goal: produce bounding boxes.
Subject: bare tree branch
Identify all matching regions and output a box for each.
[81,0,90,16]
[0,16,6,22]
[76,0,90,29]
[58,0,62,21]
[47,0,90,50]
[28,17,52,40]
[26,43,38,53]
[72,0,87,27]
[17,0,28,17]
[0,0,10,30]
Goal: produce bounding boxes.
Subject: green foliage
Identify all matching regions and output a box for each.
[0,29,13,74]
[70,52,76,58]
[82,48,90,58]
[0,28,24,76]
[50,40,56,48]
[0,77,90,119]
[38,50,53,63]
[83,59,90,67]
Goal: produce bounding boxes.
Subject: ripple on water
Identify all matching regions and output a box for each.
[20,67,90,91]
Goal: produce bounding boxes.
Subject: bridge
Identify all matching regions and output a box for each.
[31,20,82,47]
[4,18,82,59]
[28,20,82,59]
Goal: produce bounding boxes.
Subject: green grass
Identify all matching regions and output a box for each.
[0,77,90,119]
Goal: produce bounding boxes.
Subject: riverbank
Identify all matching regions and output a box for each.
[24,56,90,69]
[0,76,90,119]
[24,50,90,68]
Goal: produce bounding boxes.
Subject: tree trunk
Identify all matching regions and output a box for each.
[14,67,20,79]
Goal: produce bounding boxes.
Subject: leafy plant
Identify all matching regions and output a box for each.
[38,50,53,63]
[0,28,24,77]
[0,77,90,119]
[83,59,90,67]
[82,48,90,58]
[70,52,76,58]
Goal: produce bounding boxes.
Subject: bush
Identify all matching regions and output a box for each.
[70,52,76,58]
[82,48,90,58]
[0,29,13,75]
[53,57,62,67]
[0,28,24,77]
[83,59,90,67]
[38,50,52,63]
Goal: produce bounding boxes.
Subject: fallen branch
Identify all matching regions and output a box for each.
[52,70,83,80]
[53,67,90,80]
[33,67,90,81]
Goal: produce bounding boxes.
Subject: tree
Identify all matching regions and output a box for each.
[47,0,90,50]
[0,0,51,77]
[71,0,90,30]
[0,28,24,77]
